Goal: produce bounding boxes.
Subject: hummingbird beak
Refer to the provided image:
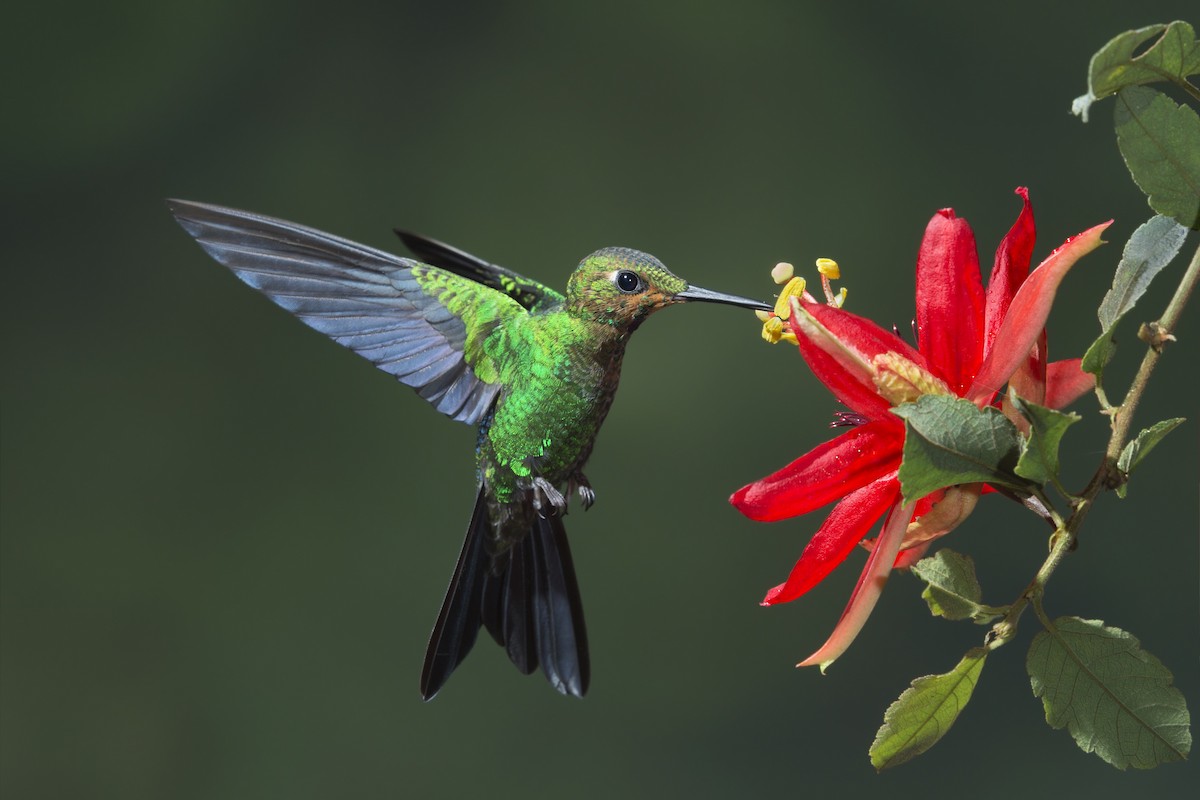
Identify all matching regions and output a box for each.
[676,285,772,311]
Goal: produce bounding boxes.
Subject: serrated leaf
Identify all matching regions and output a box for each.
[1010,392,1081,486]
[1114,86,1200,230]
[1115,417,1187,497]
[1027,616,1191,769]
[1072,22,1200,122]
[892,395,1028,502]
[870,648,988,770]
[1098,215,1190,330]
[910,549,1004,624]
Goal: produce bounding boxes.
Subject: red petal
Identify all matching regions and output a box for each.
[1045,358,1095,409]
[802,302,927,366]
[791,300,927,420]
[1007,329,1048,407]
[894,542,931,569]
[967,221,1112,404]
[730,420,903,522]
[795,334,892,420]
[985,188,1037,356]
[916,209,986,395]
[760,476,900,605]
[798,500,913,669]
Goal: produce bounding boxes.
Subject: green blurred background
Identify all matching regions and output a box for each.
[3,2,1197,797]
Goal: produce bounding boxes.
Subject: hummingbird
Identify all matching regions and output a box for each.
[168,200,769,700]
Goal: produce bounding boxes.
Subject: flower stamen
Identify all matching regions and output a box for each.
[816,258,847,308]
[774,277,808,320]
[758,259,850,345]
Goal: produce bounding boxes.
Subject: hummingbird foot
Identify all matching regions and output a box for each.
[569,472,595,511]
[531,477,567,518]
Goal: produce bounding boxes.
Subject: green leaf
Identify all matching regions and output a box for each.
[892,395,1027,502]
[1082,323,1119,380]
[910,549,1005,624]
[1027,616,1191,769]
[1098,215,1190,330]
[1114,86,1200,230]
[1010,392,1081,486]
[1115,417,1187,497]
[870,648,988,771]
[1072,21,1200,122]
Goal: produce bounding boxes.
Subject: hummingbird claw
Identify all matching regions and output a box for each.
[569,472,595,511]
[531,477,566,518]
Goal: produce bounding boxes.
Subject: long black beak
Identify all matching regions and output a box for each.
[676,285,771,311]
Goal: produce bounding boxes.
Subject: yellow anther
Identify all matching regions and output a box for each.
[816,258,840,279]
[759,313,799,346]
[817,260,843,306]
[773,276,807,320]
[757,261,819,347]
[761,315,785,343]
[771,262,795,284]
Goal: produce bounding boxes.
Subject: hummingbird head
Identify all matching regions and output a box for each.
[566,247,769,331]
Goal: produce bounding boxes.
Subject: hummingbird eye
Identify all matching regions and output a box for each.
[614,270,641,294]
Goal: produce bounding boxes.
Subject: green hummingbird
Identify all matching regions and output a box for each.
[168,200,769,700]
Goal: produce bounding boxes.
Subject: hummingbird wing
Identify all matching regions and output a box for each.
[393,229,564,313]
[169,200,526,425]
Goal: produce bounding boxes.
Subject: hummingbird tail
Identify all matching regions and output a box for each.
[420,488,590,700]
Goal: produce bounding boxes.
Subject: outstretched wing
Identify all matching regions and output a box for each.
[169,199,524,425]
[394,229,564,313]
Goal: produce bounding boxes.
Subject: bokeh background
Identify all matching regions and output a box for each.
[3,2,1197,798]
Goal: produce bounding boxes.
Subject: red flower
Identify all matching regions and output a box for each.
[732,189,1109,669]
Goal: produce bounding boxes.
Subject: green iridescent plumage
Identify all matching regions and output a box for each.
[168,200,768,700]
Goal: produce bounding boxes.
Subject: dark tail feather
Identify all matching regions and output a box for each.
[481,527,538,675]
[526,513,590,697]
[420,489,590,700]
[420,489,490,700]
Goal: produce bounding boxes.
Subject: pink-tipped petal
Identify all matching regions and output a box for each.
[761,476,901,605]
[798,500,914,671]
[966,221,1112,404]
[789,300,927,421]
[730,420,904,522]
[916,210,986,395]
[1045,358,1095,409]
[985,188,1037,354]
[859,489,941,552]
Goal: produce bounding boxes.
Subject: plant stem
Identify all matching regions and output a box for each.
[988,239,1199,650]
[1179,79,1200,105]
[1106,241,1200,461]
